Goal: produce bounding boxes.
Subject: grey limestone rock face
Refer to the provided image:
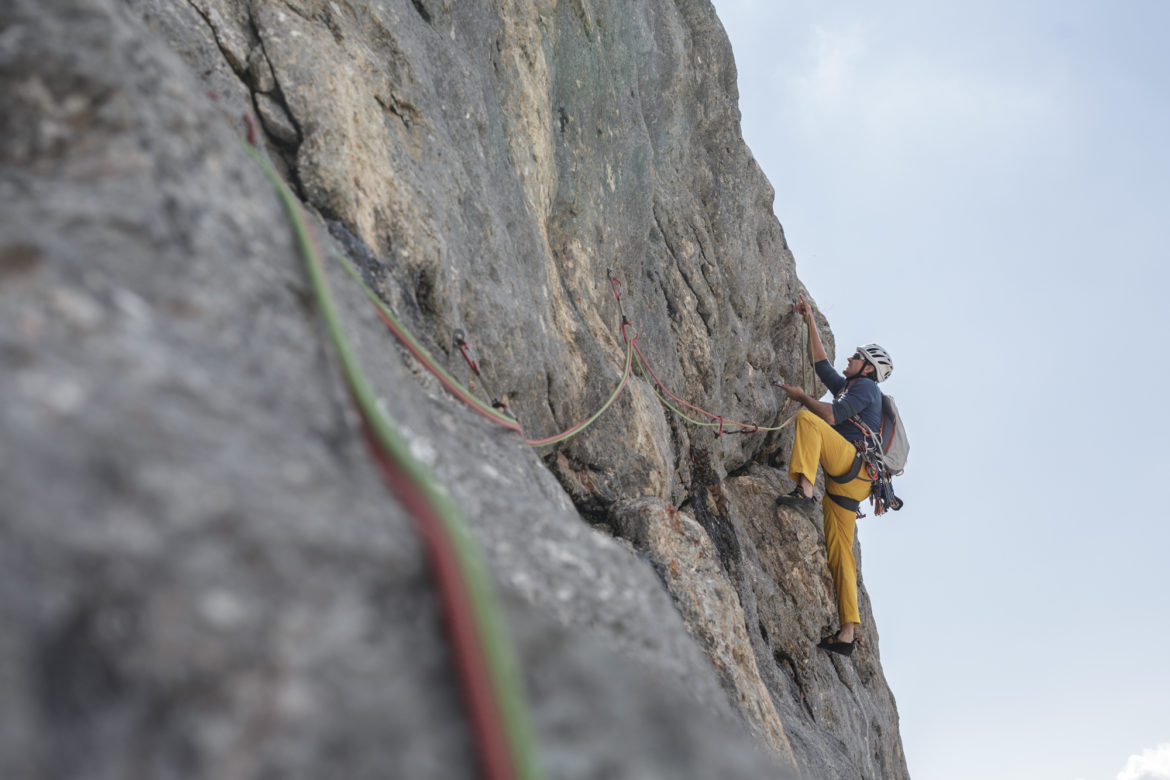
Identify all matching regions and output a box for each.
[0,0,907,777]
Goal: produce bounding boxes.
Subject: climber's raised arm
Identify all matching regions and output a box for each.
[794,295,827,364]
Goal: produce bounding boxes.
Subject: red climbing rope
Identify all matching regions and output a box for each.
[629,338,763,435]
[359,418,517,780]
[370,305,525,436]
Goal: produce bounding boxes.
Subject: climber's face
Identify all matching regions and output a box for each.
[843,352,866,378]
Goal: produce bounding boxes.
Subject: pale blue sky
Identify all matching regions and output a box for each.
[708,1,1170,778]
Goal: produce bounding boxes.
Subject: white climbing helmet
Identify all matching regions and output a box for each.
[856,343,893,383]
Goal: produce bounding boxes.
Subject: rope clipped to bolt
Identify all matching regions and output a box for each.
[606,268,796,437]
[339,260,633,447]
[239,135,544,780]
[348,260,793,446]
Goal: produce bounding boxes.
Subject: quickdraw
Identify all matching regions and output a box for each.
[608,267,624,301]
[454,328,512,417]
[454,329,479,376]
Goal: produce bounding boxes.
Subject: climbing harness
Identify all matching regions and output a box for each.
[824,426,904,518]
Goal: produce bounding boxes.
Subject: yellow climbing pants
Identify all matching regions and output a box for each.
[788,410,873,627]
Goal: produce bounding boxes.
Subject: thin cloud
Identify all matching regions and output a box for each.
[786,21,1062,166]
[789,22,868,116]
[1118,743,1170,780]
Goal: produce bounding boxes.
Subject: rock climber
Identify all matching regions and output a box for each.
[775,295,894,657]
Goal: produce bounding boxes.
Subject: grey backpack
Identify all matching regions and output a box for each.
[874,394,908,473]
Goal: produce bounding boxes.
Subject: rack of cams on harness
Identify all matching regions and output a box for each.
[840,419,904,518]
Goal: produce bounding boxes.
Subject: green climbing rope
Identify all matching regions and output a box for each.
[242,141,544,780]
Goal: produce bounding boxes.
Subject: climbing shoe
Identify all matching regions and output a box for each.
[817,634,855,656]
[775,487,816,510]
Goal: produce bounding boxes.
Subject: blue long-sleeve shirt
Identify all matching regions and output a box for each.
[815,359,882,443]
